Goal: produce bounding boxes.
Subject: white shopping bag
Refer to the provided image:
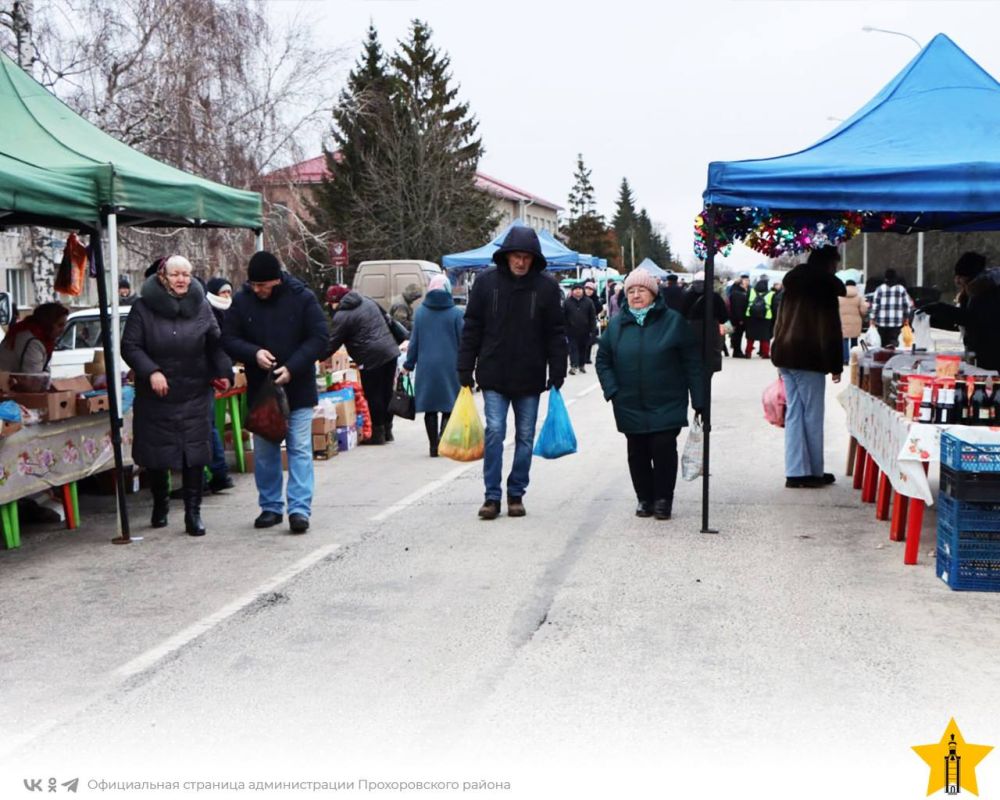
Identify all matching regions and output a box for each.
[681,419,704,482]
[863,326,882,349]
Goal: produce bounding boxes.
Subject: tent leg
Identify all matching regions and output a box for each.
[91,224,132,544]
[701,208,718,534]
[255,230,264,252]
[108,214,124,423]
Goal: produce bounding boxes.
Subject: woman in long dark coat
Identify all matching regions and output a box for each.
[122,256,232,536]
[402,275,464,457]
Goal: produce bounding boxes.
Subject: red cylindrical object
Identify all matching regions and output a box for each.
[875,472,891,520]
[889,490,908,542]
[903,498,925,565]
[861,455,879,503]
[62,483,76,530]
[853,445,867,490]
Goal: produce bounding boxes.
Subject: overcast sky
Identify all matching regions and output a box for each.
[268,1,1000,269]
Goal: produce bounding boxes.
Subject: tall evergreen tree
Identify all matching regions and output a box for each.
[312,20,496,270]
[612,178,637,245]
[563,154,610,257]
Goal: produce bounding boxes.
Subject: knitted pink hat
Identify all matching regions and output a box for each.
[623,268,659,296]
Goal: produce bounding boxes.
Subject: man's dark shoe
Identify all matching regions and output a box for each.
[289,514,310,534]
[478,500,501,520]
[209,474,235,493]
[635,501,653,518]
[785,476,825,489]
[822,472,836,484]
[507,495,526,517]
[254,511,283,528]
[653,499,672,520]
[579,365,587,373]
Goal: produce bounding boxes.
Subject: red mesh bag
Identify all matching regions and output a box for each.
[332,379,372,442]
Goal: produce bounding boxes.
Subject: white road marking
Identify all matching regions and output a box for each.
[114,543,342,680]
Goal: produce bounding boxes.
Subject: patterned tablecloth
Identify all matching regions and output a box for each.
[0,412,132,504]
[839,385,946,506]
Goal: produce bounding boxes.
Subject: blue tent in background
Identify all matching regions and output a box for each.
[442,221,579,270]
[705,34,1000,232]
[635,257,667,278]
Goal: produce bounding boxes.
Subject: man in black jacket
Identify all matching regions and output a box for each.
[457,226,567,520]
[661,273,685,312]
[222,252,329,534]
[564,283,596,375]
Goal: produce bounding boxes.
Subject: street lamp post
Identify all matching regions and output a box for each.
[862,25,926,285]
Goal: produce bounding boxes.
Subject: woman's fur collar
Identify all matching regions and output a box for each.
[140,274,205,319]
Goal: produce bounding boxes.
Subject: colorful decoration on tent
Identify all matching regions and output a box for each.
[694,207,899,259]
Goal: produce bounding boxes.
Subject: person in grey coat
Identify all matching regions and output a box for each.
[389,283,423,332]
[402,275,464,457]
[326,285,401,445]
[121,256,233,536]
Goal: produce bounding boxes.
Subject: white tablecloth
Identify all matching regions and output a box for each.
[839,385,947,505]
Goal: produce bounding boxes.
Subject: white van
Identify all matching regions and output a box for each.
[49,307,132,379]
[352,260,443,311]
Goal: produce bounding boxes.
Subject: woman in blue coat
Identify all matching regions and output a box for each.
[402,275,465,456]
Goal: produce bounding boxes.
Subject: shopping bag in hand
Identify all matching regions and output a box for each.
[862,326,882,349]
[245,372,290,444]
[532,387,577,459]
[762,375,786,428]
[681,418,704,481]
[388,373,416,420]
[438,387,485,462]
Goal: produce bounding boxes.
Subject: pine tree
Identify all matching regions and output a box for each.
[563,154,610,257]
[310,22,394,278]
[612,178,637,246]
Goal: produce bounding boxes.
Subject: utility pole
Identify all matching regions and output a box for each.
[630,231,635,270]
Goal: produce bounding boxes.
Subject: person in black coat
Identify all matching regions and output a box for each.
[680,271,730,373]
[661,273,685,312]
[457,225,567,520]
[221,252,329,534]
[728,274,750,357]
[564,283,597,374]
[202,277,235,493]
[326,284,401,445]
[121,256,233,536]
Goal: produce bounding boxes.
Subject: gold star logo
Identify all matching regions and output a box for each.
[913,719,993,796]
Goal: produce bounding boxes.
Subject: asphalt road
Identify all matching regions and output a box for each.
[2,356,999,799]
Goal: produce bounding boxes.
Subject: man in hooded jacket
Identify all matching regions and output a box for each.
[222,251,329,534]
[389,283,423,332]
[457,226,567,520]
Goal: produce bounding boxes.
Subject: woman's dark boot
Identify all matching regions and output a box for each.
[182,466,206,536]
[150,470,169,528]
[424,414,439,457]
[361,425,386,445]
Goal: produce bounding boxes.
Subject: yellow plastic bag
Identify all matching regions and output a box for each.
[438,387,485,462]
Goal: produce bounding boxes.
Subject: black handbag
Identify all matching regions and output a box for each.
[381,307,410,345]
[388,374,416,420]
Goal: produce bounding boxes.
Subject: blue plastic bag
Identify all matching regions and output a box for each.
[533,388,577,459]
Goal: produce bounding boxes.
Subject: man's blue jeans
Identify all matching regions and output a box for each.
[253,407,314,518]
[779,368,826,478]
[482,391,540,501]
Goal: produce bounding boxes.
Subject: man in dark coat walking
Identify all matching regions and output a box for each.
[728,273,750,357]
[222,252,329,534]
[564,283,596,375]
[457,226,567,520]
[661,273,685,312]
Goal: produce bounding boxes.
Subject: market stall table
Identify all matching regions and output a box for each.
[0,412,133,549]
[840,384,955,565]
[214,385,247,474]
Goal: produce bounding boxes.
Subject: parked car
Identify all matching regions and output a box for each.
[352,260,443,311]
[50,307,131,379]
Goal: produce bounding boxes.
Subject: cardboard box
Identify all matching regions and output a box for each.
[12,391,76,421]
[335,398,356,428]
[336,425,358,452]
[0,419,22,437]
[233,368,247,389]
[76,393,110,415]
[51,376,93,394]
[313,432,338,460]
[312,416,336,435]
[330,347,351,372]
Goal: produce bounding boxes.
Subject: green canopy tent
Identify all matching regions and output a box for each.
[0,52,264,544]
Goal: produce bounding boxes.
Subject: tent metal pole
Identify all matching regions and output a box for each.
[108,213,123,422]
[255,231,264,251]
[91,224,132,545]
[700,207,718,534]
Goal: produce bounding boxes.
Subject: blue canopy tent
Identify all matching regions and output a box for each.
[442,221,579,270]
[695,33,1000,535]
[635,257,667,278]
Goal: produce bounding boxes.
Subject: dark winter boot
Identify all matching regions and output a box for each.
[384,416,395,443]
[361,425,386,445]
[149,470,169,529]
[182,466,206,536]
[425,414,439,457]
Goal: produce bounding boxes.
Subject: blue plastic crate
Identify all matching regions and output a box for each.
[936,547,1000,591]
[937,519,1000,559]
[936,493,1000,533]
[941,431,1000,473]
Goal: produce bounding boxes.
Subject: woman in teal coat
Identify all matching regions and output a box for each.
[596,269,704,520]
[402,275,465,457]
